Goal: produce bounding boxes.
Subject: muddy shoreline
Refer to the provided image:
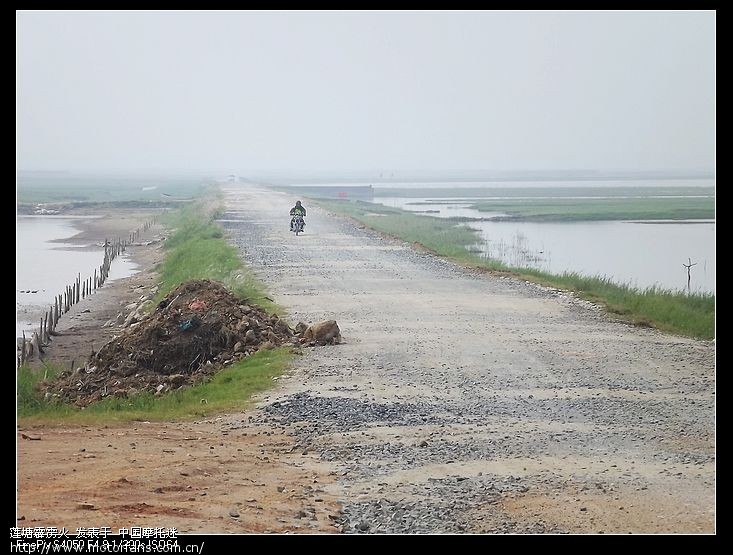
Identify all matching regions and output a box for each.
[18,208,165,366]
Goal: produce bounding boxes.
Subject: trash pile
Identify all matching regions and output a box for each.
[41,279,302,407]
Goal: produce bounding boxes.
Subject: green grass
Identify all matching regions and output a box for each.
[468,196,714,221]
[318,199,715,340]
[155,198,277,313]
[17,363,64,418]
[511,270,715,339]
[18,349,289,425]
[318,200,483,260]
[18,192,287,424]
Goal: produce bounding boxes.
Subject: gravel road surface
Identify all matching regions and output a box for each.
[222,184,715,534]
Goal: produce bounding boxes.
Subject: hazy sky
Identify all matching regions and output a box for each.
[17,10,715,174]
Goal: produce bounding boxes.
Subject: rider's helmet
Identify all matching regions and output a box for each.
[296,201,302,207]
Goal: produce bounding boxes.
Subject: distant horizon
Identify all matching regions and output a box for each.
[17,167,715,181]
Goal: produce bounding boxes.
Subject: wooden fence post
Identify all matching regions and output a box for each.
[20,331,26,366]
[20,218,154,349]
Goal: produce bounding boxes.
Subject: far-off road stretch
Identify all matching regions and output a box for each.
[18,185,715,534]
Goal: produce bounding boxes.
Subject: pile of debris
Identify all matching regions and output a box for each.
[41,279,319,407]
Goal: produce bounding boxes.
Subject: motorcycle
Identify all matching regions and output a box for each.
[291,214,305,236]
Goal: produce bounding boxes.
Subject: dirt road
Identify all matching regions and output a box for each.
[18,188,715,534]
[221,184,715,533]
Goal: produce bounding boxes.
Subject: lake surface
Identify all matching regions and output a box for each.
[16,216,139,337]
[373,195,714,294]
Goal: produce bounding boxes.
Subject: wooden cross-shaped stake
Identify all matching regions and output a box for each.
[683,257,697,294]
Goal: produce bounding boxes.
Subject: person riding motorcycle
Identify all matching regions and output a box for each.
[290,200,306,232]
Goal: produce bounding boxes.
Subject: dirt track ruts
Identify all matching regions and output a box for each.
[221,184,715,534]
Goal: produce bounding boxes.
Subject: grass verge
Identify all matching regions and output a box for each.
[155,195,277,313]
[317,199,714,340]
[19,193,288,424]
[18,350,289,425]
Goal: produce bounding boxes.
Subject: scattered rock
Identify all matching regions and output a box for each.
[300,320,342,345]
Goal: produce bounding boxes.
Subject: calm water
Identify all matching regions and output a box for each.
[470,219,715,293]
[374,190,715,294]
[16,216,139,336]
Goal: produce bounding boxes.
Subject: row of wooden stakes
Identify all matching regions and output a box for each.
[17,218,156,367]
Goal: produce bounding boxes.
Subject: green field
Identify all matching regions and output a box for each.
[317,199,714,340]
[373,185,715,201]
[467,196,714,221]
